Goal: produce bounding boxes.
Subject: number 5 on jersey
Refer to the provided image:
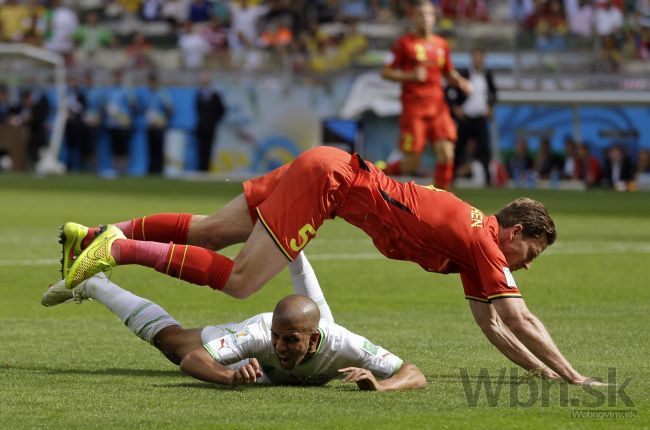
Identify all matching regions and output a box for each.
[290,223,316,252]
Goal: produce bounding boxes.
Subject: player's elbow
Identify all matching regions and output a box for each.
[402,363,427,390]
[179,349,201,375]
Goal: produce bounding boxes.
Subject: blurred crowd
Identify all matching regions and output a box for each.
[504,135,650,191]
[0,0,647,74]
[512,0,650,70]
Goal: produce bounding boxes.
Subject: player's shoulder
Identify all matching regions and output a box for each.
[430,34,450,48]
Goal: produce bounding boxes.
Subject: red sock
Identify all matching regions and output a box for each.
[111,239,233,291]
[434,162,454,190]
[82,213,193,249]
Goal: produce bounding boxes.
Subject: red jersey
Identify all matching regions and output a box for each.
[387,33,453,105]
[245,147,521,303]
[338,162,522,302]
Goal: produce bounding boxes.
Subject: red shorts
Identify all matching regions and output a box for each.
[399,103,457,154]
[243,146,360,261]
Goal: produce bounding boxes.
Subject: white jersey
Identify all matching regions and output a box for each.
[201,313,403,386]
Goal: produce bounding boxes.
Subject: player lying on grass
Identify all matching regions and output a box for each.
[43,253,426,390]
[60,146,601,385]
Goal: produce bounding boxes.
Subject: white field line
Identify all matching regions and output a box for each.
[1,242,650,266]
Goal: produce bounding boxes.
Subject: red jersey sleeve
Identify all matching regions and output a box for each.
[387,37,405,69]
[461,235,522,302]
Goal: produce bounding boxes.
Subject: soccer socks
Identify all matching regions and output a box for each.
[288,253,334,322]
[111,239,234,291]
[83,276,179,344]
[434,162,454,190]
[82,213,193,249]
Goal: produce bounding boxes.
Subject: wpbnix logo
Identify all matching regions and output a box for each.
[459,368,636,419]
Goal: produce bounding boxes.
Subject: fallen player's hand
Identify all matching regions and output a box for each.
[338,367,382,391]
[230,358,263,386]
[576,376,609,387]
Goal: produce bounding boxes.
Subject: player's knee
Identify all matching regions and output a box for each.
[221,272,259,299]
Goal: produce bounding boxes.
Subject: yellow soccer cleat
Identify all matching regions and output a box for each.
[58,222,89,279]
[65,225,125,289]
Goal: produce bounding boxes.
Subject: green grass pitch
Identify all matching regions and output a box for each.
[1,175,648,429]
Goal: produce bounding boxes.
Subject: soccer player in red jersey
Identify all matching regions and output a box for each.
[65,146,602,386]
[381,0,472,190]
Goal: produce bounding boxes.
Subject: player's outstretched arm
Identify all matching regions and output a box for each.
[468,300,558,379]
[338,363,426,392]
[492,298,600,385]
[180,347,262,387]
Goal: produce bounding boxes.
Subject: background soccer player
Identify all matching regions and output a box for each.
[381,0,472,190]
[43,254,426,391]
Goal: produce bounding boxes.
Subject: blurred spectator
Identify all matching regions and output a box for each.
[448,48,497,186]
[603,144,635,190]
[594,0,624,36]
[507,137,534,182]
[0,0,29,42]
[337,21,369,66]
[140,0,164,21]
[639,26,650,58]
[457,0,490,22]
[22,0,47,45]
[228,0,270,52]
[0,85,28,171]
[188,0,213,23]
[573,142,601,186]
[528,0,569,50]
[565,0,595,37]
[178,21,211,69]
[455,137,487,186]
[64,76,87,171]
[105,69,136,174]
[44,0,79,63]
[562,135,578,178]
[635,148,650,189]
[338,0,371,21]
[636,0,650,28]
[126,31,154,69]
[511,0,535,26]
[534,136,564,179]
[20,87,51,169]
[201,16,229,53]
[195,72,226,172]
[81,70,102,172]
[74,11,116,60]
[142,72,173,175]
[259,15,293,50]
[162,0,189,26]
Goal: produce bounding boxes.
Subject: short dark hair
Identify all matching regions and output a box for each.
[495,198,556,245]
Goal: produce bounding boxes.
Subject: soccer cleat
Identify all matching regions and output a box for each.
[59,222,90,279]
[65,225,125,289]
[40,274,103,307]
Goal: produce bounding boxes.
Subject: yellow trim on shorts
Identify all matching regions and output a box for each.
[165,244,176,274]
[141,216,146,241]
[178,245,189,279]
[256,207,294,262]
[487,293,523,301]
[465,295,490,303]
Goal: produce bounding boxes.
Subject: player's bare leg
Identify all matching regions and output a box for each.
[187,194,254,250]
[400,151,421,176]
[433,139,455,190]
[221,221,292,299]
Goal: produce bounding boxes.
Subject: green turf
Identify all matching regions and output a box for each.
[1,175,648,429]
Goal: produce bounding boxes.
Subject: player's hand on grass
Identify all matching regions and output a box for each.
[230,358,263,386]
[575,376,609,387]
[339,367,382,391]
